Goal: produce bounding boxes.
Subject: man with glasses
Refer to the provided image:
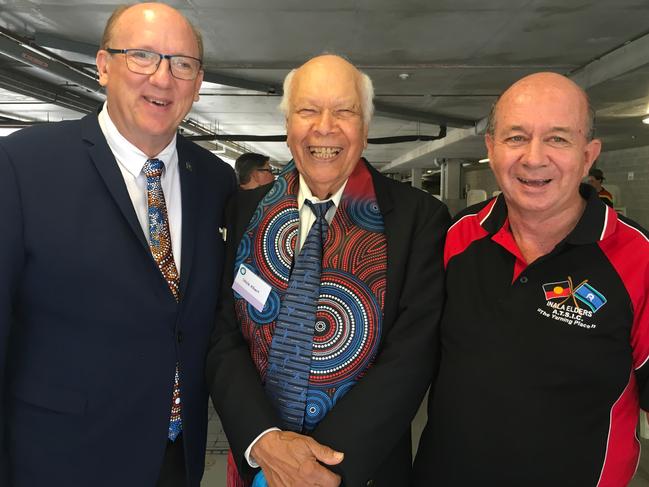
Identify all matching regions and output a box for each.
[0,3,235,487]
[235,152,276,190]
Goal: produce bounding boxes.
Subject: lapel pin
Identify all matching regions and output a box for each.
[185,162,193,172]
[219,227,227,242]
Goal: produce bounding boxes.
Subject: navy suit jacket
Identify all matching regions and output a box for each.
[0,113,236,486]
[207,161,450,486]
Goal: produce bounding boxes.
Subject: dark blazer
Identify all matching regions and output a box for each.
[207,160,450,486]
[0,113,236,487]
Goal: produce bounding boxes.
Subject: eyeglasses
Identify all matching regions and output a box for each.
[105,48,202,81]
[257,167,279,175]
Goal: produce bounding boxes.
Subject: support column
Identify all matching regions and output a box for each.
[441,160,463,215]
[411,168,422,189]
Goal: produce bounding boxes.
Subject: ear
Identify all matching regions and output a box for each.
[485,134,495,170]
[285,117,290,147]
[96,50,110,88]
[583,138,602,177]
[363,123,369,149]
[192,69,204,102]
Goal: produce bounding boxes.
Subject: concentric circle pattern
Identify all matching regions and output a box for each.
[310,270,382,387]
[248,289,281,324]
[254,201,298,288]
[247,204,264,232]
[304,389,334,430]
[347,198,384,233]
[261,176,288,206]
[234,233,251,270]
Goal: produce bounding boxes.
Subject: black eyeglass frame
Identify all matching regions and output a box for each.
[257,167,280,175]
[105,48,203,80]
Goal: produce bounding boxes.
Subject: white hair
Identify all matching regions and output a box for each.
[278,60,375,127]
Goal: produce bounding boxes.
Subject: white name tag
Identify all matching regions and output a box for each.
[232,264,272,312]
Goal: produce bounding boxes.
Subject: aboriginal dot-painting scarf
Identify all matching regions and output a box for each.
[234,159,387,431]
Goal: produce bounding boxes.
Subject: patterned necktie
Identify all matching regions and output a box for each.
[265,199,334,432]
[142,158,182,441]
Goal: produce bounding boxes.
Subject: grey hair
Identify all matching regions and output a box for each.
[485,89,596,141]
[279,58,375,127]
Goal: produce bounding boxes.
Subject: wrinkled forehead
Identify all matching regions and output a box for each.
[291,61,362,107]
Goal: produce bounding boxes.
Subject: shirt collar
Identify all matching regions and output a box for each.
[98,102,178,176]
[297,174,347,211]
[479,183,615,245]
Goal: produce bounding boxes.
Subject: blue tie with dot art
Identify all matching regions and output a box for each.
[264,199,334,432]
[142,158,182,441]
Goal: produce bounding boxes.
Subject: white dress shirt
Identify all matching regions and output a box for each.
[98,103,182,271]
[245,175,347,466]
[295,174,346,253]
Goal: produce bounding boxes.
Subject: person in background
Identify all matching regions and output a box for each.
[587,167,614,206]
[0,3,236,486]
[208,54,449,487]
[236,152,275,190]
[414,72,649,486]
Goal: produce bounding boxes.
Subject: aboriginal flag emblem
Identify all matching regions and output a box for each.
[542,281,571,300]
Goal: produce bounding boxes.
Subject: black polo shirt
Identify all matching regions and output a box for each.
[421,185,649,486]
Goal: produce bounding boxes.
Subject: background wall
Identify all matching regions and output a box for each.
[595,145,649,228]
[464,165,499,200]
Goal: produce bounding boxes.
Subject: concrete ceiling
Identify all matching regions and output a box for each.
[1,0,649,172]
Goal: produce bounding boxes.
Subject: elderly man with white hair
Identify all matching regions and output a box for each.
[207,54,449,487]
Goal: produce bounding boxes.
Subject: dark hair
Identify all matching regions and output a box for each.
[588,168,604,181]
[235,152,270,184]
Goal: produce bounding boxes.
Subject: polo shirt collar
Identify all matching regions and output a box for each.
[478,183,615,245]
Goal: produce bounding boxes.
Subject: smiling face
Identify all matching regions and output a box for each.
[286,55,368,199]
[96,3,203,156]
[485,73,601,220]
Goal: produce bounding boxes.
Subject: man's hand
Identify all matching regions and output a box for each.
[251,430,344,487]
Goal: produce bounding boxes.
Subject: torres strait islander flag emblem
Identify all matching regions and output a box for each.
[573,282,607,312]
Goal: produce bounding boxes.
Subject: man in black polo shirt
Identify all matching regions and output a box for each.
[414,72,649,486]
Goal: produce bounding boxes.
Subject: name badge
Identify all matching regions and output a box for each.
[232,264,272,312]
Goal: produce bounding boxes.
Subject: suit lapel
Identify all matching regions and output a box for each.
[177,136,198,298]
[81,114,150,252]
[368,161,399,340]
[368,161,395,220]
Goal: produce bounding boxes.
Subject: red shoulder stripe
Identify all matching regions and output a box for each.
[444,199,496,268]
[598,218,649,369]
[595,371,640,486]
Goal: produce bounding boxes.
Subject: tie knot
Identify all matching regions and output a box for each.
[143,158,165,179]
[305,199,334,219]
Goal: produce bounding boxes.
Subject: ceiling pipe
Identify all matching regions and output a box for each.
[0,27,100,94]
[186,125,447,144]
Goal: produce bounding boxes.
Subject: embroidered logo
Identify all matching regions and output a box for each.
[537,276,606,329]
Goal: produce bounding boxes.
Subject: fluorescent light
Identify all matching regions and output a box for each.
[0,127,21,136]
[478,158,489,163]
[642,117,649,125]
